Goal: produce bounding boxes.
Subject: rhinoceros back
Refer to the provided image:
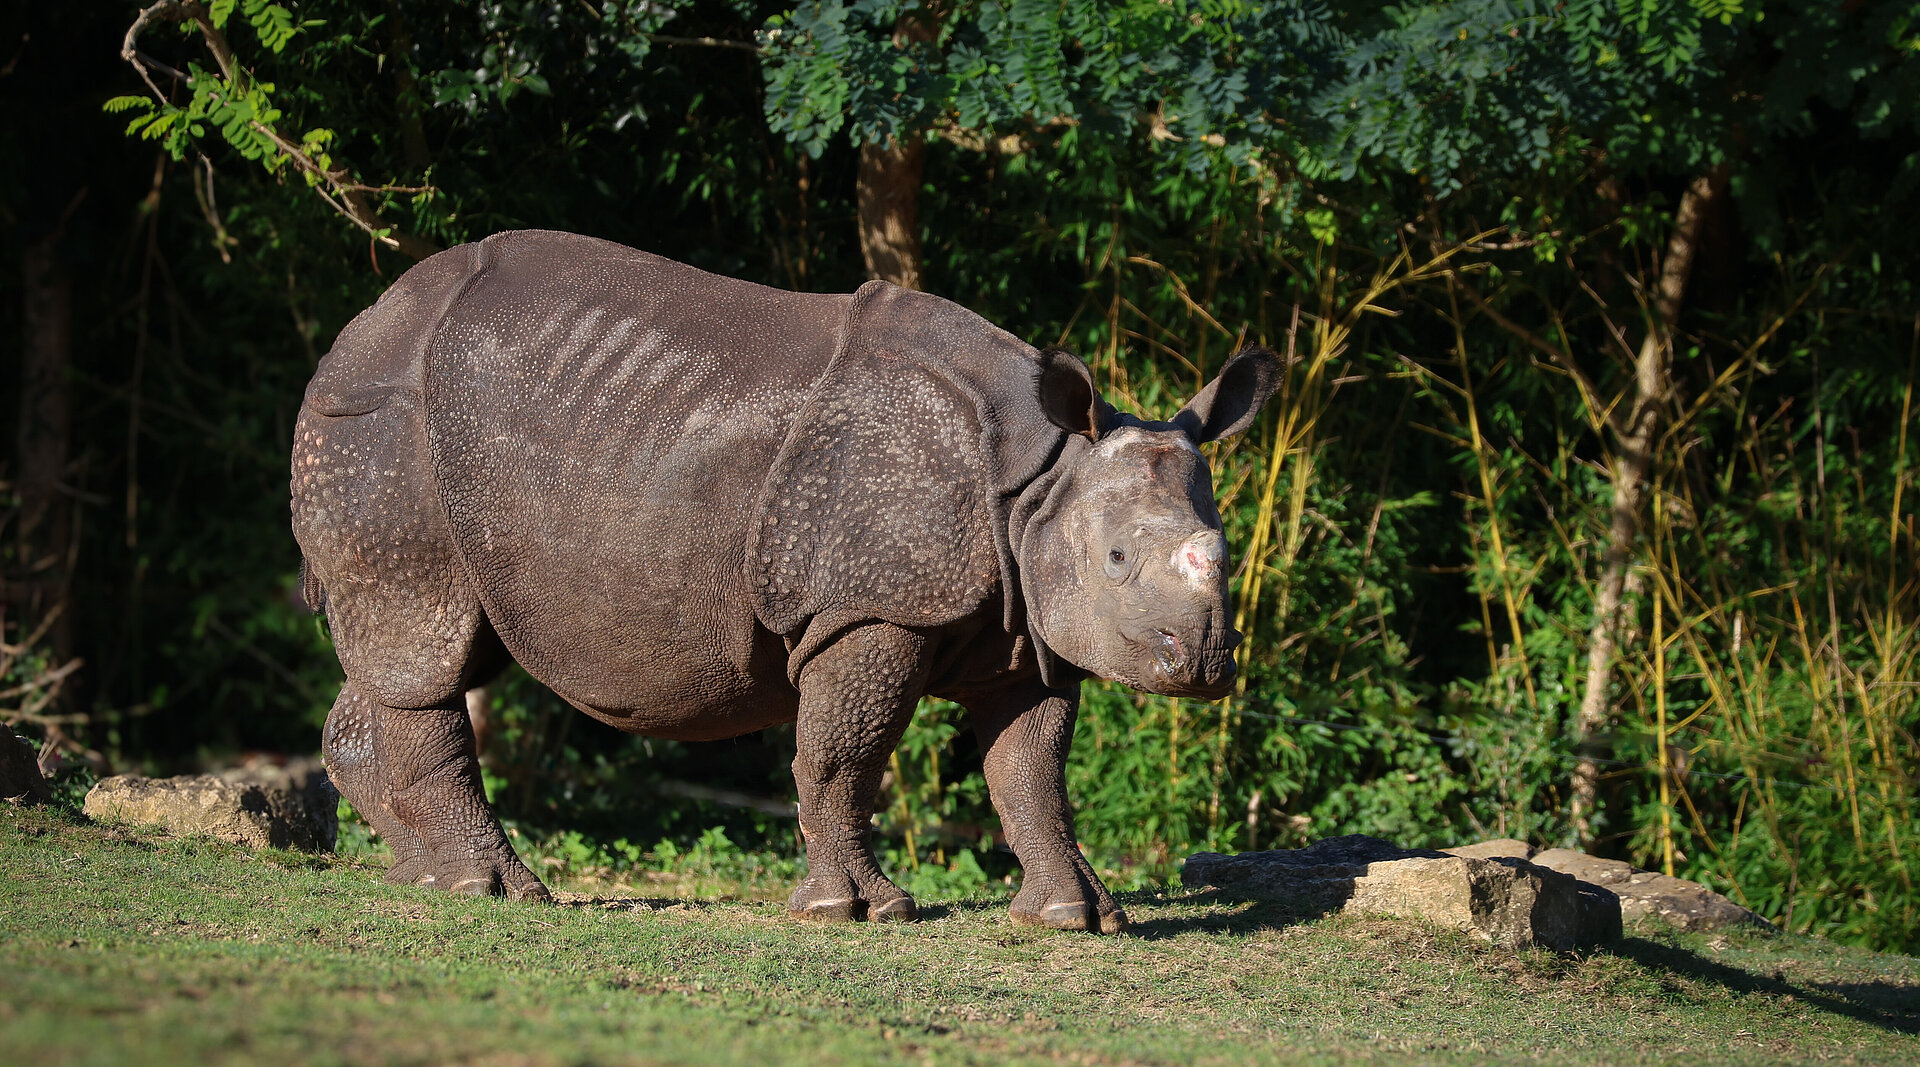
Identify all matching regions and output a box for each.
[421,231,848,720]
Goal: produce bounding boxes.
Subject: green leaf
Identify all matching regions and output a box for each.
[139,112,180,141]
[243,0,301,53]
[1304,206,1338,245]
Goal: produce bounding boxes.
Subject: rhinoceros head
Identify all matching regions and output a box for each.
[1019,346,1280,699]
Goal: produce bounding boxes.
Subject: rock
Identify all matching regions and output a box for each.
[1,722,52,805]
[219,757,341,850]
[83,758,337,852]
[1529,848,1771,933]
[1443,838,1533,861]
[1184,834,1622,951]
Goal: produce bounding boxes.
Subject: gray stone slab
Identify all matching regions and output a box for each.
[1529,848,1772,933]
[1184,834,1622,951]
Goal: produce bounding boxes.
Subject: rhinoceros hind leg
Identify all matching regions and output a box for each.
[323,681,432,884]
[324,679,548,902]
[786,622,929,924]
[380,696,549,902]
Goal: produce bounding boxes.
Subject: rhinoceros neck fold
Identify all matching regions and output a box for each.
[1009,435,1088,691]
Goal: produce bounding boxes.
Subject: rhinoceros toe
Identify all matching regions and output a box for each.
[445,870,552,903]
[387,845,550,903]
[867,895,919,923]
[1009,898,1129,934]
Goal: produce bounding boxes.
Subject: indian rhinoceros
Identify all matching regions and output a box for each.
[293,230,1277,932]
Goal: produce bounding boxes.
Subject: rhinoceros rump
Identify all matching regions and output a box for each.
[292,231,1278,931]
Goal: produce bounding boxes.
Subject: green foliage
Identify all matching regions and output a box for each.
[109,0,319,172]
[760,0,1331,170]
[209,0,306,54]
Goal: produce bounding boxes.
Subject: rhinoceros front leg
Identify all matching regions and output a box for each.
[325,680,548,901]
[787,621,929,923]
[966,681,1128,934]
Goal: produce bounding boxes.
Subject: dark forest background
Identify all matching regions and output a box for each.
[4,1,1917,950]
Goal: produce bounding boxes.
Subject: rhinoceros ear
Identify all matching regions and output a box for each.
[1171,346,1281,443]
[1035,348,1109,440]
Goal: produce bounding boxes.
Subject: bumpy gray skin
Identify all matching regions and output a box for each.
[292,231,1278,932]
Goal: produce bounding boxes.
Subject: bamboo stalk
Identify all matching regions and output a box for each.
[1447,278,1538,707]
[890,749,919,870]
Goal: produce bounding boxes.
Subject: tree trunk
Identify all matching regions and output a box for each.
[1569,168,1727,845]
[466,686,495,770]
[856,136,926,289]
[384,0,431,171]
[854,7,940,290]
[17,223,76,667]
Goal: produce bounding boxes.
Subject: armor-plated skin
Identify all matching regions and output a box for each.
[293,231,1278,930]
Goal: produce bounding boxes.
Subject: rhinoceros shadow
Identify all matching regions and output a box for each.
[1121,889,1338,939]
[550,895,780,914]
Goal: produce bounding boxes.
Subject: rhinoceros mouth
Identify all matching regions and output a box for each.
[1119,629,1237,699]
[1152,629,1186,673]
[1119,627,1187,674]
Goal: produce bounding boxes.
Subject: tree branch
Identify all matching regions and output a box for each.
[121,0,440,262]
[645,33,762,54]
[931,115,1077,155]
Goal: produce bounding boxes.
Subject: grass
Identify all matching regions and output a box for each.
[3,803,1917,1066]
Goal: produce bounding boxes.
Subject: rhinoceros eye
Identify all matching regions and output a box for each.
[1109,549,1126,564]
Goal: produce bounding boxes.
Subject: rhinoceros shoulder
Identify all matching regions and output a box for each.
[750,281,1069,641]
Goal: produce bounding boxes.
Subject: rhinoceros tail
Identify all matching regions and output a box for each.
[298,557,327,615]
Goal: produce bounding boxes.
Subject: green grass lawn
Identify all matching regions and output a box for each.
[3,803,1916,1066]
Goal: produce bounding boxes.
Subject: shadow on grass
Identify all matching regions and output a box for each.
[1611,936,1920,1036]
[1144,888,1919,1037]
[1121,889,1326,940]
[551,895,772,913]
[901,893,1316,932]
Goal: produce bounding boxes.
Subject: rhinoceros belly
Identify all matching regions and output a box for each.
[421,232,846,735]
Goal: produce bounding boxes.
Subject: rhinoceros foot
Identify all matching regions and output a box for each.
[379,838,549,902]
[1009,899,1130,934]
[1007,853,1130,934]
[374,837,545,901]
[443,860,552,902]
[787,869,917,923]
[325,682,550,904]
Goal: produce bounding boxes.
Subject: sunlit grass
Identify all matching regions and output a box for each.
[6,805,1917,1066]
